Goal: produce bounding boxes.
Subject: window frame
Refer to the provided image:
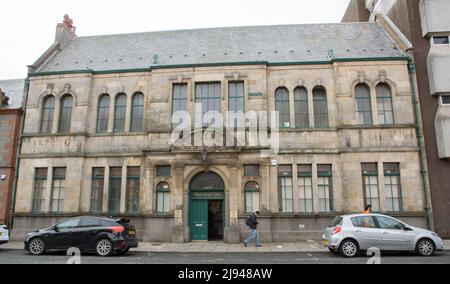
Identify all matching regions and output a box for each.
[156,182,171,213]
[432,35,450,45]
[294,87,310,128]
[96,94,110,133]
[32,168,48,213]
[130,93,145,133]
[384,163,403,212]
[126,167,141,213]
[244,182,260,213]
[376,83,395,125]
[172,83,188,129]
[195,82,222,127]
[355,83,373,126]
[90,168,105,213]
[313,87,329,128]
[228,81,245,113]
[108,167,122,213]
[50,167,66,213]
[113,93,127,133]
[58,94,73,133]
[318,164,333,213]
[278,165,294,213]
[244,164,260,177]
[298,164,313,213]
[40,95,55,134]
[275,87,291,128]
[361,163,380,212]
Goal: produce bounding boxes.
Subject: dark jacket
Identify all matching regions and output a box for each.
[247,213,259,230]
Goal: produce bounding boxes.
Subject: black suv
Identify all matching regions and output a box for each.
[24,217,138,256]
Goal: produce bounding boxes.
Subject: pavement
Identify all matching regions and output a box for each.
[2,239,449,253]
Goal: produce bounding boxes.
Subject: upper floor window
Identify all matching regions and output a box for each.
[130,93,144,132]
[195,82,221,126]
[376,84,394,125]
[172,84,188,129]
[275,87,290,128]
[58,95,73,133]
[96,94,110,133]
[41,96,55,133]
[294,87,309,128]
[114,93,127,133]
[355,84,373,126]
[433,36,450,45]
[229,81,245,112]
[313,87,329,128]
[441,95,450,105]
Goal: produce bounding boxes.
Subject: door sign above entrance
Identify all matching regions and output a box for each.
[192,191,224,200]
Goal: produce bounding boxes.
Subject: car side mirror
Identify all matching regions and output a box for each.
[53,226,59,232]
[403,226,413,231]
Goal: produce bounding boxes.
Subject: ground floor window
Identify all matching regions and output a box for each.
[51,168,66,213]
[126,167,140,213]
[109,167,122,213]
[156,182,170,213]
[32,168,48,213]
[245,182,260,213]
[91,168,104,213]
[298,165,313,213]
[384,163,403,212]
[362,163,380,212]
[318,165,333,212]
[278,165,293,213]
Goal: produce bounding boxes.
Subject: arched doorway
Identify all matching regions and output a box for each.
[189,171,225,241]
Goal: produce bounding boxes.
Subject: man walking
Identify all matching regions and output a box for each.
[244,211,262,247]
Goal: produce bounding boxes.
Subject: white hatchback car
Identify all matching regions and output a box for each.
[0,222,9,245]
[323,214,445,258]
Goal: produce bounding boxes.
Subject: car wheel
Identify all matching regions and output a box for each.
[339,239,359,258]
[96,239,114,257]
[416,239,435,257]
[28,238,46,256]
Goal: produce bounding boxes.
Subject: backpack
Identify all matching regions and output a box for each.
[246,215,253,227]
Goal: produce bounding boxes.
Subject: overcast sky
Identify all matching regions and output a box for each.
[0,0,350,79]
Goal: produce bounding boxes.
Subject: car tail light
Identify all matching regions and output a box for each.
[109,226,125,234]
[332,227,342,235]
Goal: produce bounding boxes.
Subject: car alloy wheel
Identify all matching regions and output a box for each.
[29,238,45,255]
[417,239,434,257]
[340,240,358,258]
[96,239,113,257]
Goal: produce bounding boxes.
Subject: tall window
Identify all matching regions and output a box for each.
[318,164,333,212]
[97,94,110,133]
[275,87,291,128]
[376,84,394,125]
[245,182,260,213]
[294,87,309,128]
[32,168,48,213]
[229,81,245,112]
[58,95,73,133]
[109,167,122,213]
[384,163,403,212]
[41,96,55,133]
[114,93,127,133]
[355,84,373,125]
[313,87,329,128]
[195,82,221,126]
[51,168,66,213]
[130,93,144,132]
[298,164,313,213]
[91,168,105,213]
[361,163,380,212]
[172,84,188,128]
[278,165,293,213]
[156,182,170,213]
[126,167,140,213]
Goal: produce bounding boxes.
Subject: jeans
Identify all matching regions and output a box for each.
[244,229,261,246]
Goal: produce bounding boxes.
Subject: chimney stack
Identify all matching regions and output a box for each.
[55,14,77,49]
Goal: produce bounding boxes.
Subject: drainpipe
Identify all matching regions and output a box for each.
[9,78,30,230]
[407,60,432,230]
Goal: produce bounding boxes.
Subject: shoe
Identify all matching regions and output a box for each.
[256,245,263,247]
[244,242,248,247]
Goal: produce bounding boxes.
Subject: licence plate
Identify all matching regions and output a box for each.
[128,230,135,235]
[323,240,329,246]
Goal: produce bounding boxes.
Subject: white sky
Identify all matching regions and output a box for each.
[0,0,350,79]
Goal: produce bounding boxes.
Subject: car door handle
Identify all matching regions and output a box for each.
[383,232,390,235]
[355,230,362,233]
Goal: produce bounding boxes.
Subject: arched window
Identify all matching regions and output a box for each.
[40,96,55,133]
[114,93,127,133]
[156,182,170,213]
[294,87,309,128]
[58,95,73,133]
[245,182,260,213]
[313,87,329,128]
[275,87,290,128]
[130,93,144,132]
[96,94,110,133]
[355,84,373,125]
[376,84,394,125]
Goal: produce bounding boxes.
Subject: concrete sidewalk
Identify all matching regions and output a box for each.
[3,240,449,253]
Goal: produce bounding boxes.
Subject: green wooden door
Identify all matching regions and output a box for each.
[189,200,208,241]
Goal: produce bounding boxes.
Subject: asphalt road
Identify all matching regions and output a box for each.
[0,247,449,264]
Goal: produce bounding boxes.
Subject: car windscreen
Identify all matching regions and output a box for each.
[329,216,343,227]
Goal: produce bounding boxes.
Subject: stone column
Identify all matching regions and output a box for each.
[269,163,279,213]
[120,166,127,213]
[102,167,110,213]
[172,164,185,243]
[43,166,53,213]
[225,165,240,244]
[141,165,154,213]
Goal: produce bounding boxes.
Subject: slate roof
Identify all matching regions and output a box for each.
[0,79,25,109]
[35,22,405,73]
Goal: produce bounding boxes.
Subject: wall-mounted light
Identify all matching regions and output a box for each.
[201,149,208,162]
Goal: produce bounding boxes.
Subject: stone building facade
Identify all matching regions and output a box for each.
[12,17,429,243]
[0,79,24,226]
[343,0,450,239]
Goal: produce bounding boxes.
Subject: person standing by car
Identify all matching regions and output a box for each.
[364,204,372,214]
[244,211,262,247]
